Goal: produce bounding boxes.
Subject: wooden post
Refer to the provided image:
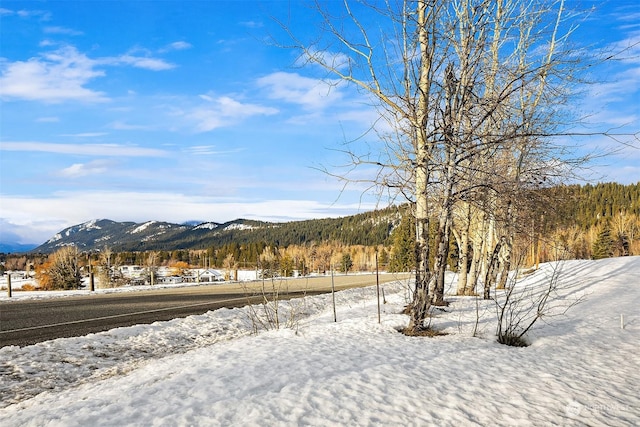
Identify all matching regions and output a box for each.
[90,272,95,292]
[376,251,381,324]
[7,274,11,298]
[331,266,337,323]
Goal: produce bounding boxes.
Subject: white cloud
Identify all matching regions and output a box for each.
[298,49,351,72]
[44,26,83,36]
[183,95,278,132]
[1,141,168,157]
[60,132,109,137]
[185,145,245,156]
[257,72,345,111]
[0,46,107,103]
[16,9,52,20]
[588,110,639,129]
[580,31,640,131]
[0,45,175,103]
[0,191,376,244]
[59,160,112,177]
[36,116,60,123]
[255,71,379,131]
[240,21,263,29]
[0,217,68,245]
[160,41,193,52]
[108,120,156,131]
[604,32,640,71]
[103,54,175,71]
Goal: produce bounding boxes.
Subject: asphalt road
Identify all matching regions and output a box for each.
[0,273,410,347]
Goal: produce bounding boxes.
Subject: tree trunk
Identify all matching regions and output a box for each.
[429,62,457,306]
[467,210,486,295]
[408,0,436,332]
[430,212,452,306]
[483,236,505,299]
[497,200,515,289]
[497,237,512,289]
[454,217,470,295]
[410,189,431,330]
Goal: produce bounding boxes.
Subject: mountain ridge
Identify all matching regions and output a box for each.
[28,210,400,253]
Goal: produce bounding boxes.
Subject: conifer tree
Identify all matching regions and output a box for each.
[389,214,416,273]
[340,253,353,274]
[613,232,630,257]
[592,225,614,260]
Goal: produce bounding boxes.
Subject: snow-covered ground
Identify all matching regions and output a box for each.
[1,257,638,426]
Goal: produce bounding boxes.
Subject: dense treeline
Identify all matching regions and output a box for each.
[545,183,640,229]
[539,183,640,261]
[188,213,395,249]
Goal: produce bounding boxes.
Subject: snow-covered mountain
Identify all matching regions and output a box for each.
[32,218,271,253]
[29,208,401,253]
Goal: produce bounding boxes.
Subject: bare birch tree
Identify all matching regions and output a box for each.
[277,0,602,332]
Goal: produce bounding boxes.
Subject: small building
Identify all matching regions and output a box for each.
[198,269,225,282]
[156,275,184,285]
[119,265,145,279]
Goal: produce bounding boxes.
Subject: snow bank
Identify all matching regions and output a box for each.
[1,258,638,426]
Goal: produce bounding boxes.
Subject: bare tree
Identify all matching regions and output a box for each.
[223,253,237,281]
[144,250,159,285]
[40,246,81,290]
[96,246,114,288]
[494,255,584,346]
[276,0,615,333]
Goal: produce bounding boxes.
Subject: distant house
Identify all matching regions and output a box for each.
[198,269,225,282]
[119,265,145,279]
[156,275,184,285]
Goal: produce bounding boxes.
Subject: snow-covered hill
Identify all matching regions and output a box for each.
[31,218,269,253]
[1,257,638,426]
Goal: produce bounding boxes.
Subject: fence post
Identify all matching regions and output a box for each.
[7,274,11,298]
[90,272,95,292]
[331,266,337,323]
[376,251,380,324]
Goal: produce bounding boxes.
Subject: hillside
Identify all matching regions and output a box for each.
[31,208,400,254]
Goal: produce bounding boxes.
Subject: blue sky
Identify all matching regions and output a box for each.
[1,1,639,246]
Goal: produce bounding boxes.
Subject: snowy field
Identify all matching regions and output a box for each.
[1,257,638,426]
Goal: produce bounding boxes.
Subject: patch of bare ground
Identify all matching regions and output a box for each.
[399,326,448,337]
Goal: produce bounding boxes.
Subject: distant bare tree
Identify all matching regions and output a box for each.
[223,253,237,280]
[41,246,81,290]
[96,246,114,288]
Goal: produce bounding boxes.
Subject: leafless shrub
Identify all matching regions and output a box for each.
[242,277,306,334]
[494,254,584,347]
